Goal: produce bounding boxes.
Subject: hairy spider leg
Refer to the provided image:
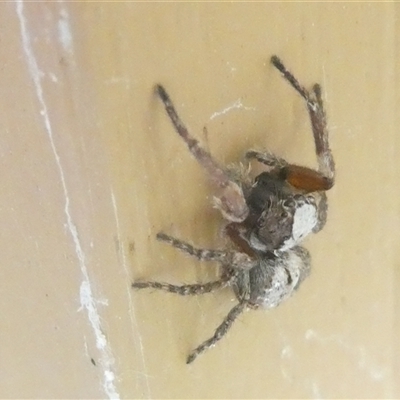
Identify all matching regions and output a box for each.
[186,301,248,364]
[270,56,335,192]
[132,233,247,296]
[155,84,249,222]
[156,232,230,262]
[309,83,335,184]
[132,276,234,296]
[156,232,256,270]
[270,55,310,101]
[245,150,287,169]
[224,223,257,258]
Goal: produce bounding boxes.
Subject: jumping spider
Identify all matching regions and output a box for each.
[132,56,335,364]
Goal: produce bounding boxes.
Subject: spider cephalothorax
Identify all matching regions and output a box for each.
[132,55,335,364]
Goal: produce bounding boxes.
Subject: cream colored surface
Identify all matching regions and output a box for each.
[0,2,399,398]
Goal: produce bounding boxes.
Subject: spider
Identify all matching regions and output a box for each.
[132,55,335,364]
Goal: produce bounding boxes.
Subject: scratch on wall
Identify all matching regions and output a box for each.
[110,190,152,396]
[15,1,120,398]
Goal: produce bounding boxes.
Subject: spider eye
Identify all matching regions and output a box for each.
[282,198,295,208]
[257,216,266,227]
[306,195,316,205]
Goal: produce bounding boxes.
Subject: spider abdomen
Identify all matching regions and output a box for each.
[232,247,311,309]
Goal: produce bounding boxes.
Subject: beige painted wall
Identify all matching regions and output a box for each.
[0,2,399,398]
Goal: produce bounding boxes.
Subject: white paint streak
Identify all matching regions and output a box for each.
[15,2,119,398]
[280,345,292,359]
[57,8,73,54]
[104,76,131,87]
[279,344,294,382]
[209,98,256,120]
[49,72,59,82]
[226,61,237,73]
[311,381,322,400]
[110,191,152,397]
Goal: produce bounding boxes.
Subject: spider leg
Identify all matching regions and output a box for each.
[132,276,234,296]
[224,223,257,258]
[271,55,311,102]
[309,83,335,185]
[245,150,287,169]
[186,301,248,364]
[157,232,257,270]
[156,85,249,222]
[157,232,229,262]
[313,191,328,232]
[270,56,335,192]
